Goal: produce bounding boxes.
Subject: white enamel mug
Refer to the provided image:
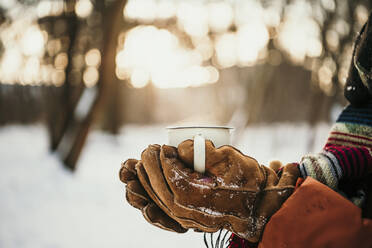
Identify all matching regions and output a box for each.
[167,126,233,173]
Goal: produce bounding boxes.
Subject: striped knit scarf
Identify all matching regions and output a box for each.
[299,102,372,191]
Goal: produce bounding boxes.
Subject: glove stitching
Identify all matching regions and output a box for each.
[172,199,260,223]
[126,186,149,201]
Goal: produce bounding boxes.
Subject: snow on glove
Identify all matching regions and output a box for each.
[120,141,300,243]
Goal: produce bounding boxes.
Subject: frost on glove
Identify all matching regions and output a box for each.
[120,140,300,243]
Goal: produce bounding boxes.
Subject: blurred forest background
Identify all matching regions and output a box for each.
[0,0,371,168]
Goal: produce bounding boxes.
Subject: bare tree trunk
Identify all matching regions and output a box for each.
[44,0,83,151]
[64,0,128,169]
[100,10,135,133]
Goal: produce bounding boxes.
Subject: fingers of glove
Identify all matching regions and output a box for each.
[122,150,221,233]
[160,144,215,191]
[140,147,228,232]
[161,144,253,218]
[177,140,264,190]
[124,171,187,233]
[269,160,283,173]
[177,140,256,175]
[227,218,263,243]
[257,164,299,218]
[125,180,150,208]
[252,165,298,242]
[136,160,212,231]
[136,160,172,215]
[160,144,224,213]
[262,165,279,187]
[177,139,194,166]
[141,145,180,210]
[161,144,266,235]
[136,161,188,230]
[142,203,188,233]
[277,163,300,187]
[126,186,186,233]
[120,159,139,183]
[178,140,226,170]
[210,145,263,189]
[125,188,148,210]
[142,144,265,235]
[257,167,288,218]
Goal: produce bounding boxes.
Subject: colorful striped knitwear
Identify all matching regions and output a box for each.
[299,101,372,190]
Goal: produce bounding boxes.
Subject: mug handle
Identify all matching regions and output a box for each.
[193,134,205,173]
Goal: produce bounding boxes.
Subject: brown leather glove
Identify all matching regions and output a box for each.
[119,158,187,233]
[119,140,300,242]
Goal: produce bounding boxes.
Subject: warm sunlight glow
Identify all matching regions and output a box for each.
[215,32,237,68]
[0,48,22,84]
[83,66,99,87]
[37,1,64,18]
[234,1,264,26]
[192,36,214,61]
[318,64,333,95]
[21,57,41,85]
[177,2,208,37]
[205,66,219,84]
[123,0,326,71]
[237,22,269,66]
[130,68,150,88]
[116,25,218,88]
[278,1,322,62]
[157,0,176,19]
[21,26,46,57]
[85,49,101,67]
[124,0,157,23]
[208,2,233,32]
[1,0,358,89]
[54,53,68,70]
[52,69,65,87]
[75,0,93,18]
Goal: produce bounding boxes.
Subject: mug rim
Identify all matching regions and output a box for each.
[166,125,234,130]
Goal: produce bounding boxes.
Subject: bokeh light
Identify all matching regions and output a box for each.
[75,0,93,18]
[177,2,209,37]
[278,1,322,63]
[85,49,101,67]
[83,67,99,87]
[0,19,47,85]
[124,0,158,23]
[52,69,65,87]
[116,25,219,88]
[54,53,68,70]
[21,26,47,57]
[208,2,233,32]
[215,32,237,68]
[0,0,368,97]
[237,22,269,66]
[37,1,64,18]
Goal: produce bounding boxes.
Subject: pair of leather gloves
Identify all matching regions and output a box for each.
[119,140,300,243]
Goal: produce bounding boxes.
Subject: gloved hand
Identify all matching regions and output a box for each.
[119,157,188,233]
[119,140,300,242]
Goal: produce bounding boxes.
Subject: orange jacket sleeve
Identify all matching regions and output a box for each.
[259,177,372,248]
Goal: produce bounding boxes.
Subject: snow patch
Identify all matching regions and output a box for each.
[0,123,330,248]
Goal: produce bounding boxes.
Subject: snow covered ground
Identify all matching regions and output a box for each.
[0,123,331,248]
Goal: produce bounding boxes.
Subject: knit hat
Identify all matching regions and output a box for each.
[344,12,372,105]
